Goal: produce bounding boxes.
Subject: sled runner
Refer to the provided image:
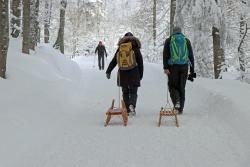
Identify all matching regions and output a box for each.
[158,76,179,127]
[104,99,128,127]
[158,107,179,127]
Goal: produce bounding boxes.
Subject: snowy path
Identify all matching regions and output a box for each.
[1,55,250,167]
[32,57,248,167]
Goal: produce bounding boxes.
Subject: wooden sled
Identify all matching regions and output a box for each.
[104,99,128,127]
[158,107,179,127]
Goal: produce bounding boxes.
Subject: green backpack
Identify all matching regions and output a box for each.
[169,34,189,65]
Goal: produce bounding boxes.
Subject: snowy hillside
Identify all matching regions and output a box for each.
[1,41,250,167]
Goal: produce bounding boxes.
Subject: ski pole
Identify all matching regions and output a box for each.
[93,54,96,68]
[167,77,169,105]
[105,56,108,68]
[118,70,121,108]
[165,76,172,108]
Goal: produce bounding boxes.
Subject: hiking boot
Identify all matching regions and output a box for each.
[129,105,136,116]
[178,110,183,115]
[174,101,180,110]
[131,111,136,116]
[129,105,135,112]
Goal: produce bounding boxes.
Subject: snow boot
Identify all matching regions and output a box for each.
[178,110,183,115]
[174,101,180,113]
[129,105,136,116]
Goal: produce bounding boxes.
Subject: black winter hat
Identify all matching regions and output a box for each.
[124,32,134,37]
[173,26,182,34]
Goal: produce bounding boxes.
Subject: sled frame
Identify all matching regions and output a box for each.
[104,99,128,127]
[158,107,179,127]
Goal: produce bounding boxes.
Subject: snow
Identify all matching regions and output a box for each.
[1,39,250,167]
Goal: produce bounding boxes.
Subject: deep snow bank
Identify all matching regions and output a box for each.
[5,39,81,81]
[0,39,85,167]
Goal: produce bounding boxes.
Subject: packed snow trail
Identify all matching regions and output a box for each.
[1,46,250,167]
[68,56,250,167]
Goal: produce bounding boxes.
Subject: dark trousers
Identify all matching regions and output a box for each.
[98,55,104,70]
[122,86,138,113]
[168,65,188,112]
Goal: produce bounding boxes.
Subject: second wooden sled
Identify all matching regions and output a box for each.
[158,107,179,127]
[104,99,128,127]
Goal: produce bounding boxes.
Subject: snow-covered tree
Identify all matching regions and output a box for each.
[153,0,156,47]
[54,0,67,54]
[170,0,176,35]
[65,0,106,57]
[0,0,9,78]
[4,0,250,83]
[11,0,21,38]
[44,0,52,43]
[30,0,40,50]
[237,0,250,81]
[130,0,170,62]
[213,26,225,79]
[22,0,30,54]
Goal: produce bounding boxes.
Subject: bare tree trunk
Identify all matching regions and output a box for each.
[35,0,40,43]
[22,0,30,54]
[153,0,156,47]
[0,0,9,79]
[170,0,176,35]
[53,0,67,54]
[212,26,225,79]
[11,0,21,38]
[44,0,52,43]
[238,15,247,73]
[72,0,81,58]
[30,0,39,50]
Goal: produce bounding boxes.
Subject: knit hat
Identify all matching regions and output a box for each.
[172,26,182,34]
[124,32,134,37]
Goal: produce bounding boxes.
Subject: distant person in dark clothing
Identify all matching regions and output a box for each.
[106,32,144,116]
[163,26,195,114]
[95,41,107,70]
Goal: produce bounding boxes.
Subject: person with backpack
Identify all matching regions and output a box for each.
[106,32,143,116]
[163,26,195,114]
[95,41,107,70]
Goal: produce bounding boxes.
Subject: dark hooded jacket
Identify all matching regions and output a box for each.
[95,44,107,57]
[163,33,194,73]
[106,36,143,87]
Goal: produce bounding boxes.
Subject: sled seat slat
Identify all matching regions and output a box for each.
[158,108,179,127]
[105,99,128,127]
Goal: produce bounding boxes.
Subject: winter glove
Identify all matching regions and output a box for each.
[106,73,111,79]
[188,72,196,82]
[190,66,194,75]
[164,69,171,75]
[139,72,143,80]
